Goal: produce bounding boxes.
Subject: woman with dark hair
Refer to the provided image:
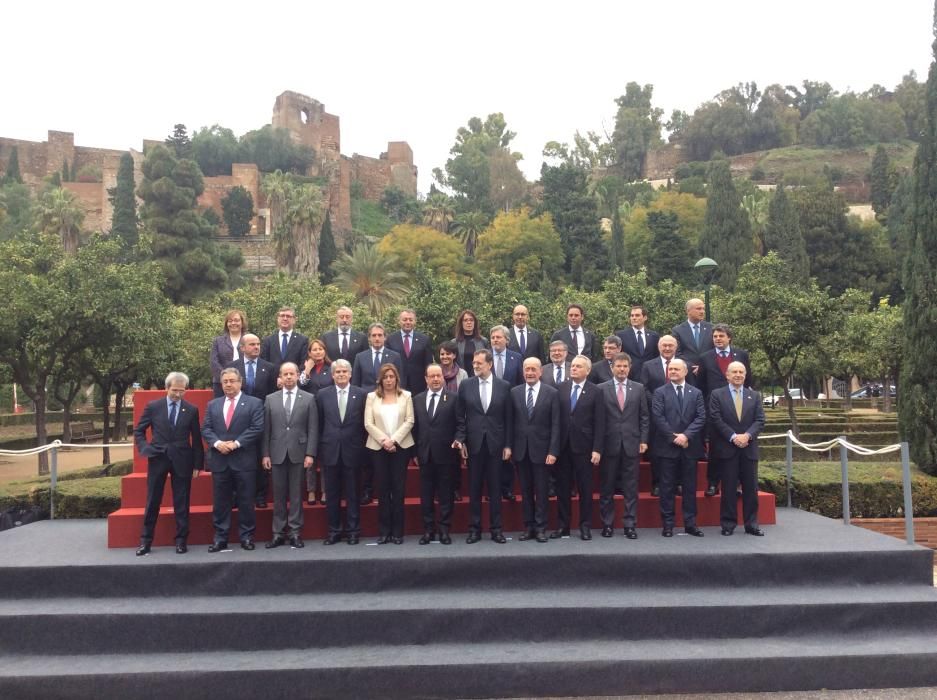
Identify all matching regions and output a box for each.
[209,309,247,397]
[451,309,489,378]
[364,364,415,544]
[438,340,468,392]
[299,338,333,505]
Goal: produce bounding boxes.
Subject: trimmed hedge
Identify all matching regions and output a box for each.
[0,460,129,517]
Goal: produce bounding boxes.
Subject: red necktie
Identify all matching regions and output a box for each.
[617,382,625,411]
[224,398,235,429]
[403,333,411,357]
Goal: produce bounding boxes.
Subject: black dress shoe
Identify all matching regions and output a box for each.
[419,532,433,545]
[662,528,673,537]
[241,539,255,550]
[452,490,462,502]
[440,532,452,545]
[323,534,342,545]
[289,535,305,548]
[601,526,613,538]
[255,499,267,509]
[705,484,718,497]
[208,542,229,552]
[175,543,187,554]
[684,526,705,537]
[392,536,403,545]
[466,532,481,544]
[580,525,592,541]
[347,536,359,545]
[491,533,507,544]
[265,536,286,549]
[360,493,373,505]
[535,531,548,543]
[135,544,151,556]
[519,530,536,541]
[745,526,765,536]
[651,485,660,497]
[624,527,637,540]
[502,493,517,502]
[549,528,570,539]
[721,527,735,536]
[377,535,391,544]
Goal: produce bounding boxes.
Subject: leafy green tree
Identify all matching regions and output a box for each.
[870,145,893,217]
[380,185,421,224]
[542,131,616,170]
[742,191,769,255]
[450,210,488,258]
[262,171,325,275]
[238,125,314,173]
[34,187,84,255]
[221,185,254,237]
[4,147,22,184]
[332,244,410,317]
[887,172,915,302]
[0,182,32,240]
[611,82,663,181]
[609,205,625,271]
[377,224,468,279]
[646,211,692,283]
[764,183,809,283]
[318,211,337,284]
[895,70,926,140]
[786,80,836,119]
[488,148,528,213]
[617,191,705,273]
[698,160,753,290]
[191,124,240,176]
[138,144,242,303]
[421,193,455,232]
[475,209,565,291]
[165,124,192,159]
[108,152,138,249]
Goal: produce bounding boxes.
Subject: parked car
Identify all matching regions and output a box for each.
[763,389,803,407]
[850,383,896,399]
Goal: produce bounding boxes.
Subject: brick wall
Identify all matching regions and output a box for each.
[853,518,937,550]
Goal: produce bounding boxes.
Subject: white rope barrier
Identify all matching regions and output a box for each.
[761,430,902,455]
[0,440,132,457]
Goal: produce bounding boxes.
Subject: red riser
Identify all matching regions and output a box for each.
[107,491,777,547]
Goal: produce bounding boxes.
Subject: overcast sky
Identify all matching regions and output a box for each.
[3,1,933,191]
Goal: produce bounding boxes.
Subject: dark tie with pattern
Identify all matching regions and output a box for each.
[341,332,348,357]
[428,393,437,419]
[168,401,177,426]
[571,384,580,411]
[281,333,289,359]
[527,386,534,417]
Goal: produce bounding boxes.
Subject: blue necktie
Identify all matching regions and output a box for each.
[280,333,288,358]
[373,350,381,374]
[570,384,580,411]
[637,330,645,355]
[168,401,177,426]
[519,329,526,354]
[692,325,700,348]
[246,360,255,392]
[676,384,684,410]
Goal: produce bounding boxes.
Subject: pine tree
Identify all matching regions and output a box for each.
[165,124,192,159]
[698,159,753,290]
[221,185,254,237]
[609,204,626,271]
[764,183,809,283]
[109,152,138,249]
[4,147,22,184]
[900,3,937,476]
[647,211,692,283]
[318,210,338,284]
[870,145,892,217]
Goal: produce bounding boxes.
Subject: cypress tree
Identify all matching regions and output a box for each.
[900,2,937,475]
[62,159,70,182]
[609,204,626,271]
[647,211,692,283]
[870,145,892,217]
[764,183,809,283]
[318,210,337,284]
[109,152,138,249]
[698,159,753,290]
[5,147,22,184]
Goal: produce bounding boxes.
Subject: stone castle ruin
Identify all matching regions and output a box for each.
[0,91,417,243]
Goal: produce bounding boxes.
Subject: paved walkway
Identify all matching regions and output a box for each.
[0,444,132,484]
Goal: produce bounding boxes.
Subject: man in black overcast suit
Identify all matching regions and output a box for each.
[616,305,660,381]
[385,308,433,395]
[541,340,572,387]
[508,304,545,362]
[671,298,713,387]
[320,306,368,364]
[551,303,597,361]
[260,306,309,373]
[589,336,620,384]
[639,334,679,496]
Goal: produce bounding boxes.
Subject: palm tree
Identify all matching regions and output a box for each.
[422,193,455,233]
[35,187,84,254]
[262,171,325,276]
[450,211,489,258]
[742,191,769,256]
[332,244,410,317]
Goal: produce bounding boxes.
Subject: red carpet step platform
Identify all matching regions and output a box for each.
[107,390,776,547]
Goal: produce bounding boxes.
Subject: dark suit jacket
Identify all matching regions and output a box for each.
[698,347,752,397]
[260,331,310,372]
[651,383,707,459]
[201,393,265,472]
[551,326,597,360]
[598,379,649,458]
[209,335,237,385]
[557,380,604,456]
[510,383,561,463]
[541,361,572,387]
[639,357,671,435]
[262,389,318,465]
[508,326,545,363]
[316,384,367,467]
[456,375,513,457]
[134,398,204,477]
[589,359,614,385]
[671,320,714,384]
[616,327,660,381]
[413,389,464,466]
[226,357,277,400]
[299,363,333,396]
[708,385,765,460]
[320,328,368,364]
[351,346,404,392]
[491,348,524,387]
[385,330,434,395]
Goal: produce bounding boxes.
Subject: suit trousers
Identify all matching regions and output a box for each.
[468,442,503,534]
[305,464,319,497]
[600,453,639,528]
[372,448,409,538]
[271,460,304,536]
[212,468,256,542]
[360,458,375,497]
[420,459,454,532]
[516,457,549,532]
[717,452,759,529]
[324,457,360,538]
[141,459,191,544]
[658,453,698,529]
[556,449,593,529]
[500,458,516,497]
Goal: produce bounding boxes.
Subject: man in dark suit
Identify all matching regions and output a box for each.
[508,304,545,362]
[316,359,367,545]
[385,308,433,395]
[260,306,310,373]
[597,353,649,539]
[541,340,572,387]
[709,362,766,536]
[652,359,707,538]
[320,306,368,364]
[457,349,514,544]
[133,371,204,556]
[616,305,660,381]
[226,332,277,508]
[699,323,753,496]
[671,298,714,387]
[639,334,679,496]
[262,363,318,549]
[588,336,620,384]
[551,303,597,360]
[555,355,604,540]
[489,325,524,387]
[511,358,561,542]
[413,364,465,545]
[201,367,265,552]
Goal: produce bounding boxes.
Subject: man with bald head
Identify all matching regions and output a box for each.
[708,361,765,536]
[508,304,545,362]
[671,298,714,387]
[640,334,679,496]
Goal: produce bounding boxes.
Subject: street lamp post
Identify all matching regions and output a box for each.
[694,257,718,322]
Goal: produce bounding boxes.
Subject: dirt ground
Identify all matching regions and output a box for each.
[0,444,132,484]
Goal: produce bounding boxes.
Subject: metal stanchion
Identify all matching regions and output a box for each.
[785,432,793,508]
[900,442,915,546]
[839,437,850,525]
[50,444,58,520]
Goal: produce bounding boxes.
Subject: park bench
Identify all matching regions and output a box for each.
[70,421,103,443]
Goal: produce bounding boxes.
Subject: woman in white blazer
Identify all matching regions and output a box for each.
[365,363,415,544]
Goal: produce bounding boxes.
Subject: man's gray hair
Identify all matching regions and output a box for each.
[332,359,352,371]
[220,367,242,380]
[165,371,189,388]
